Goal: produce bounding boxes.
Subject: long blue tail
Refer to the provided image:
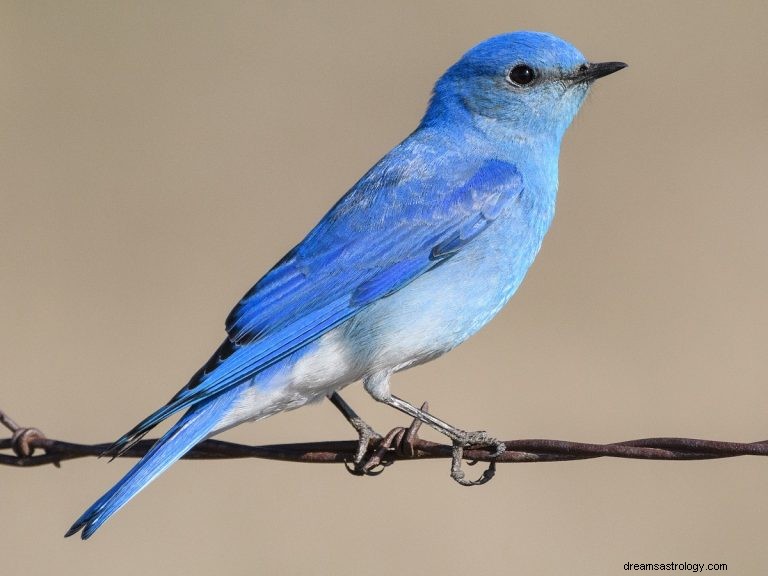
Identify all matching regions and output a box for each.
[65,390,236,539]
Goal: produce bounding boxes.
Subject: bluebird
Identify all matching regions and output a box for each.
[66,31,626,539]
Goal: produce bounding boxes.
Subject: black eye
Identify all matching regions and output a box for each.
[507,64,536,86]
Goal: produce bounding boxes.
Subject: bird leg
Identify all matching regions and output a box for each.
[380,395,505,486]
[328,392,382,472]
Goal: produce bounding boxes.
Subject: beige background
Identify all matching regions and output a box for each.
[2,1,767,574]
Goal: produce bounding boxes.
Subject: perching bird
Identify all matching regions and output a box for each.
[66,31,626,539]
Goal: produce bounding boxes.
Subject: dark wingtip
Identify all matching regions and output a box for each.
[101,431,146,461]
[64,519,86,539]
[98,437,129,461]
[101,414,163,460]
[65,522,99,540]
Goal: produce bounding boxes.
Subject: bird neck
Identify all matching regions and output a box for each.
[420,82,567,158]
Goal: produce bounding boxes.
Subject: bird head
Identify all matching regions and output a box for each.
[423,31,626,144]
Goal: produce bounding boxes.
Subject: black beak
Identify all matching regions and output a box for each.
[572,61,627,83]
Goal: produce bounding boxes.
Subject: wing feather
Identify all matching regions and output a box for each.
[108,153,522,454]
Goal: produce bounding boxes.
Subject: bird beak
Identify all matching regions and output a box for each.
[571,61,627,83]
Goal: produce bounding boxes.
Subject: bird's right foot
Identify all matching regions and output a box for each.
[450,431,505,486]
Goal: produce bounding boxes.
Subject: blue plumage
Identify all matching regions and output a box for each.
[66,388,240,539]
[67,31,625,538]
[109,155,523,454]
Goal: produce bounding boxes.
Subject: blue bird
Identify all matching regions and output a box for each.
[66,31,625,539]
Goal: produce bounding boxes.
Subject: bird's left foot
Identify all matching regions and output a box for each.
[346,416,383,474]
[349,402,428,475]
[450,431,505,486]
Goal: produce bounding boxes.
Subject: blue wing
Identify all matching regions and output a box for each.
[109,148,522,454]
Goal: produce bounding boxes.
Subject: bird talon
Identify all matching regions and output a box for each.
[345,404,429,477]
[449,432,504,486]
[361,457,390,475]
[352,422,381,463]
[345,437,396,477]
[344,456,390,477]
[343,460,366,476]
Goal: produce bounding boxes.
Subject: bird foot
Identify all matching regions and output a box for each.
[344,402,428,477]
[342,416,382,475]
[450,431,505,486]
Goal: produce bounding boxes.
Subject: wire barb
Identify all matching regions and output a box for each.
[0,407,60,467]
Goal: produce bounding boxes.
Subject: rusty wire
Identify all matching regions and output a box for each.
[3,406,768,470]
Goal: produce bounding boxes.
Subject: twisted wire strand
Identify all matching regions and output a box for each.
[3,407,767,468]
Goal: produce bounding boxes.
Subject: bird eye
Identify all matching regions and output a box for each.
[507,64,536,86]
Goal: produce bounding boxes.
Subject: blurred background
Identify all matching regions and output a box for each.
[2,1,767,574]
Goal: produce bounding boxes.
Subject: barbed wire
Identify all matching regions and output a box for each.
[4,406,768,472]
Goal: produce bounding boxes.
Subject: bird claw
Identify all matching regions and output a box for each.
[352,418,382,465]
[343,457,390,476]
[450,432,505,487]
[344,402,428,477]
[342,416,382,476]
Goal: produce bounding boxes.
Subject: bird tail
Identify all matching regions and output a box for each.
[65,389,236,539]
